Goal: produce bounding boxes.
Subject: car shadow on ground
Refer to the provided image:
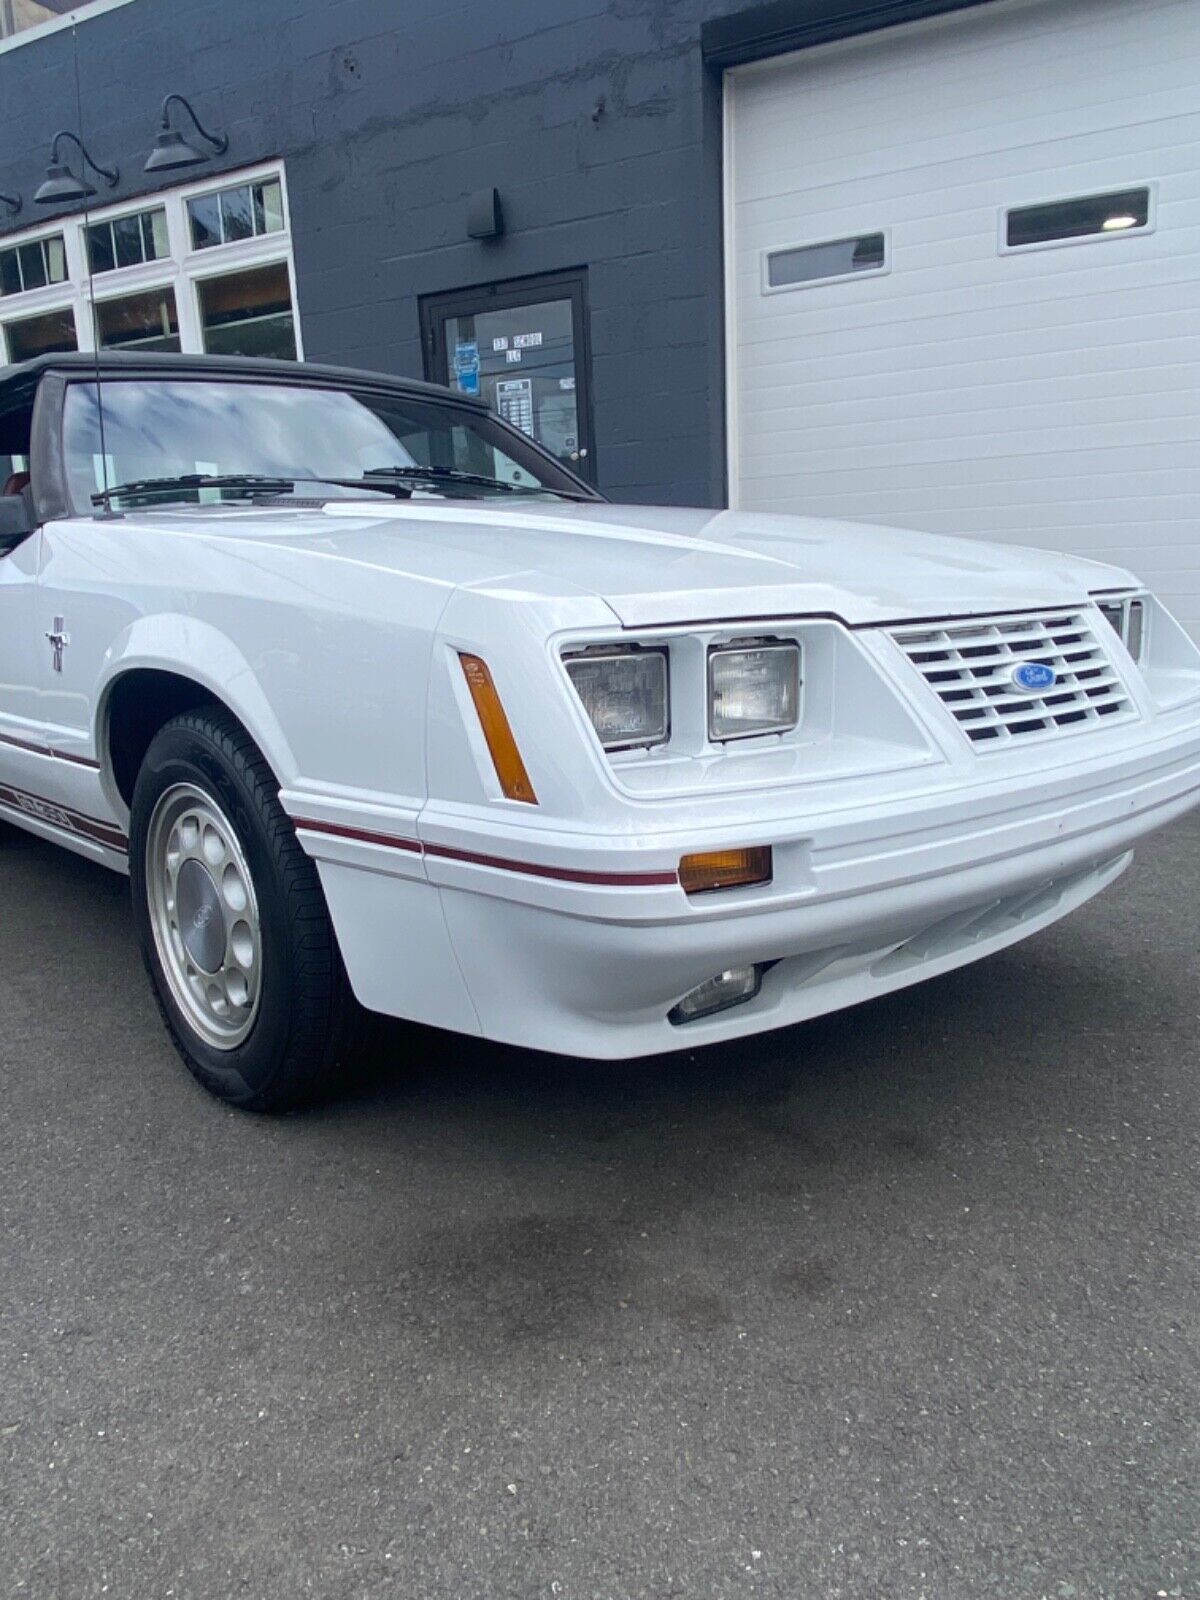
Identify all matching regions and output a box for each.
[5,818,1184,1155]
[4,817,1198,1600]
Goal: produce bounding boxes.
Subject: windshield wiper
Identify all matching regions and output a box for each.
[92,473,297,506]
[363,465,590,501]
[91,466,592,509]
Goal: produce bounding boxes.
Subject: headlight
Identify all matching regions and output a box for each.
[565,646,669,751]
[708,640,801,741]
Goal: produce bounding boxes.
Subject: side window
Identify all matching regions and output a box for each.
[0,416,36,555]
[1,409,33,493]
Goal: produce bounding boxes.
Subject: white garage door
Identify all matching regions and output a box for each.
[725,0,1200,636]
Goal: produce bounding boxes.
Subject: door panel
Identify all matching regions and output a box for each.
[422,272,596,483]
[36,519,139,764]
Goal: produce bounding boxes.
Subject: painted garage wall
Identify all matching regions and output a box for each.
[726,0,1200,634]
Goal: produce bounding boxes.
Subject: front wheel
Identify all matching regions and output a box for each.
[130,706,359,1110]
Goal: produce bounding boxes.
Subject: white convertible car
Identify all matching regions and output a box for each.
[2,352,1199,1108]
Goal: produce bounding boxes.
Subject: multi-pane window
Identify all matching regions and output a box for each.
[0,165,300,366]
[87,207,169,275]
[5,307,78,362]
[188,178,285,252]
[96,288,181,353]
[197,262,297,360]
[1,0,136,44]
[0,233,67,297]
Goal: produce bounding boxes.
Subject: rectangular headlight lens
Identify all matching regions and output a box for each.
[709,641,801,741]
[565,648,669,751]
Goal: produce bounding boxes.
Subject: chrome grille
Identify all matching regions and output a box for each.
[890,609,1135,746]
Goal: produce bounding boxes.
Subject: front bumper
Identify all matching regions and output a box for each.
[296,710,1200,1058]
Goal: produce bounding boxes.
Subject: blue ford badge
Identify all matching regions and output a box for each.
[1011,661,1057,692]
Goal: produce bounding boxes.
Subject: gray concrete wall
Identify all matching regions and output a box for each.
[0,0,735,505]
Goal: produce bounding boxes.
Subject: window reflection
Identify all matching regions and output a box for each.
[4,306,78,362]
[197,263,297,359]
[96,288,181,352]
[61,379,579,512]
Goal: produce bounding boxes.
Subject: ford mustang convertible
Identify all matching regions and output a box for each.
[2,352,1199,1109]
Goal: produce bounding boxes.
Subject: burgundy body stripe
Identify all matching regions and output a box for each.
[293,816,678,887]
[0,731,45,758]
[424,841,678,887]
[293,816,423,853]
[0,731,101,770]
[51,749,103,770]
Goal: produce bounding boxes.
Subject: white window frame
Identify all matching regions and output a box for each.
[84,202,171,279]
[0,0,141,57]
[0,160,302,362]
[998,182,1158,257]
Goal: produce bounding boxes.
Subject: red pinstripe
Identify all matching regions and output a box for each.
[293,816,679,887]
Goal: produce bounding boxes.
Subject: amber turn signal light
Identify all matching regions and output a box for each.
[679,846,772,895]
[459,653,538,805]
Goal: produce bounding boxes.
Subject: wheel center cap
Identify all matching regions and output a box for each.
[176,858,226,974]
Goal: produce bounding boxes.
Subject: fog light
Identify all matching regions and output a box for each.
[668,964,762,1025]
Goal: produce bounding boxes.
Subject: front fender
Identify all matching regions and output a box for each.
[95,614,300,793]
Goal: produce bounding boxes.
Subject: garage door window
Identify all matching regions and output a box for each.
[763,231,887,293]
[1003,187,1152,250]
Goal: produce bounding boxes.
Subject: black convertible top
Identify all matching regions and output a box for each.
[0,350,484,419]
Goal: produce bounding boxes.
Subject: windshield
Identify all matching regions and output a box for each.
[61,378,591,512]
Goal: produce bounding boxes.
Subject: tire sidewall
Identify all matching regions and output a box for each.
[130,721,299,1105]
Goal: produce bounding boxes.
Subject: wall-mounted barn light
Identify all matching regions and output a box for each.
[144,93,229,173]
[34,130,118,205]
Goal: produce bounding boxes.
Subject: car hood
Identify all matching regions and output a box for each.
[167,499,1137,627]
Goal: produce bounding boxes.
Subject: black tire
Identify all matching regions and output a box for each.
[129,705,360,1110]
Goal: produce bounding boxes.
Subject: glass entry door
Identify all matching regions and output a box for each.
[421,271,595,483]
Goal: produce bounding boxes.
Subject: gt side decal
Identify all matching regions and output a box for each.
[0,779,128,854]
[293,816,679,887]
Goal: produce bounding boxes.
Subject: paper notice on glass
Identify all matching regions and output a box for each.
[496,377,535,436]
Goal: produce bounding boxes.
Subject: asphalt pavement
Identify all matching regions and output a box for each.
[1,812,1197,1599]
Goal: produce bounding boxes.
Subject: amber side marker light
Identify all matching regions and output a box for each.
[679,846,772,895]
[459,653,538,804]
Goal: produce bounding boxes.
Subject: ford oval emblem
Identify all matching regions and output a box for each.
[1011,661,1057,692]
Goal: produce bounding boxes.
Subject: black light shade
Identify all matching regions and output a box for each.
[144,127,209,173]
[34,160,97,205]
[0,191,20,216]
[145,94,228,175]
[33,131,118,207]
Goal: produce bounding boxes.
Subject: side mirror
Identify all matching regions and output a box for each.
[0,492,36,554]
